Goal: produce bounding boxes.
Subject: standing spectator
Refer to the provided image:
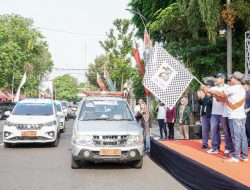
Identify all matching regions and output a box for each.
[207,71,248,163]
[205,73,232,155]
[197,80,214,150]
[134,100,142,123]
[176,97,191,139]
[243,80,250,148]
[138,99,150,152]
[156,101,167,139]
[167,106,176,139]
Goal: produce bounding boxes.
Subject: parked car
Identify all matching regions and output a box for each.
[55,100,66,133]
[3,98,60,148]
[61,101,69,121]
[69,96,144,169]
[0,102,16,120]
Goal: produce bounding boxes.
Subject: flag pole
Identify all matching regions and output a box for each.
[192,75,206,87]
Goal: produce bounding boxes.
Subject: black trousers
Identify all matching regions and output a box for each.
[158,119,167,139]
[167,122,174,139]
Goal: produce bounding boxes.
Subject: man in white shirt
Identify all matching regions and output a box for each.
[205,73,232,155]
[207,71,248,163]
[156,100,167,139]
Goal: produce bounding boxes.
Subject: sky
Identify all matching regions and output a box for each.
[0,0,132,82]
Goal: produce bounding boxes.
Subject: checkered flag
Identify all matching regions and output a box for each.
[143,43,194,108]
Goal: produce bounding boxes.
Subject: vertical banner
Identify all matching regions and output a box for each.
[39,80,53,99]
[14,71,27,102]
[133,48,150,97]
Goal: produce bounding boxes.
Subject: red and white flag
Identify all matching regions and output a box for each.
[133,48,150,97]
[96,72,107,91]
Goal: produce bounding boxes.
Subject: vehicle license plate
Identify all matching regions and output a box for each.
[99,149,121,156]
[21,131,37,137]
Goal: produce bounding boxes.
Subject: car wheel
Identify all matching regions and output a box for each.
[51,134,59,147]
[4,142,12,148]
[71,157,81,169]
[0,112,3,120]
[60,125,65,133]
[65,117,69,121]
[131,158,143,169]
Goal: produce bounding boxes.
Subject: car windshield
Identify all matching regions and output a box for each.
[12,103,54,116]
[79,100,134,121]
[56,104,62,112]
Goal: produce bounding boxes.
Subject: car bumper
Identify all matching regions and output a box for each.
[71,144,144,162]
[3,126,58,144]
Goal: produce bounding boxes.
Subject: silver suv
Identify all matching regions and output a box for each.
[69,96,144,169]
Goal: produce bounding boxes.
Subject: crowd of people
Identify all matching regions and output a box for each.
[134,71,250,163]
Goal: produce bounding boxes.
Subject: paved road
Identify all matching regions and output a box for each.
[0,119,186,190]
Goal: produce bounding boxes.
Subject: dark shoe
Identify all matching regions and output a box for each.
[222,152,231,159]
[201,145,208,150]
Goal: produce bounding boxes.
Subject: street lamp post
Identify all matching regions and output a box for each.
[11,54,30,102]
[126,8,151,151]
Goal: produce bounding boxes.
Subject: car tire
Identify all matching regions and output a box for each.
[71,157,81,169]
[60,127,65,133]
[4,142,12,148]
[65,117,69,121]
[131,158,143,169]
[51,134,59,147]
[0,112,3,120]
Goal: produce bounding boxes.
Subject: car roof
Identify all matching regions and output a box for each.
[83,96,125,101]
[18,98,53,104]
[54,100,62,104]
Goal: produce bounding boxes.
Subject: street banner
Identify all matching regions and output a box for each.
[14,71,27,102]
[39,80,53,99]
[143,43,194,109]
[104,68,117,91]
[96,72,107,91]
[133,48,150,97]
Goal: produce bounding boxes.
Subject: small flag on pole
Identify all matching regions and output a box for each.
[14,71,27,102]
[143,43,194,108]
[104,68,117,91]
[96,72,107,91]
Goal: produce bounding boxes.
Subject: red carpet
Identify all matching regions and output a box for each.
[159,140,250,187]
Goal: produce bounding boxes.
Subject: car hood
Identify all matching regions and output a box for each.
[7,115,57,124]
[76,120,141,135]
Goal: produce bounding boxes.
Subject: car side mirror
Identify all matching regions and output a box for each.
[4,111,11,117]
[67,112,76,120]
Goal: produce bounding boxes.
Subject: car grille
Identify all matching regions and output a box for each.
[93,135,128,147]
[16,124,43,130]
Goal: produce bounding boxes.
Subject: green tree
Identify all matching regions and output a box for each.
[129,0,250,81]
[53,75,78,101]
[85,54,109,89]
[99,19,134,91]
[0,14,53,95]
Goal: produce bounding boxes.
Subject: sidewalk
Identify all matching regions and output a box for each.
[150,120,182,139]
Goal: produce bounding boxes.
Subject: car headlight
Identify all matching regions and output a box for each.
[4,121,17,127]
[45,120,57,126]
[126,135,144,146]
[72,135,93,146]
